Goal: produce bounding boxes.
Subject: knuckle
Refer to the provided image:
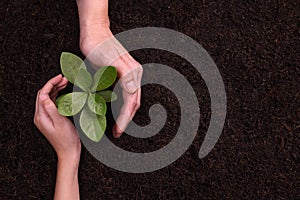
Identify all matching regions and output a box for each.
[136,102,141,109]
[128,61,140,70]
[33,116,39,126]
[133,101,137,107]
[136,99,141,108]
[134,64,143,76]
[135,64,142,71]
[39,99,45,106]
[139,66,143,75]
[133,100,140,109]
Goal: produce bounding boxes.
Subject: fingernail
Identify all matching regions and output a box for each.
[112,126,121,138]
[112,125,116,135]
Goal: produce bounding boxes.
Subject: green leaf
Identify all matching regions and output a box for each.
[55,94,65,106]
[96,90,118,102]
[91,66,117,92]
[60,52,86,84]
[87,93,107,115]
[80,106,106,142]
[74,68,92,92]
[56,92,88,116]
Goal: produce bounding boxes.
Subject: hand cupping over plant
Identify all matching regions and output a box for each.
[55,52,118,142]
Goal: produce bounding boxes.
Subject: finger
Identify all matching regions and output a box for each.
[39,74,63,96]
[50,77,66,95]
[49,84,67,101]
[49,79,68,101]
[124,60,142,117]
[49,85,58,101]
[34,90,40,117]
[122,73,136,93]
[131,88,141,119]
[113,103,131,138]
[34,75,64,130]
[123,57,142,92]
[35,93,53,130]
[56,77,68,88]
[34,91,41,127]
[113,57,137,94]
[49,76,67,94]
[57,83,68,92]
[137,65,143,86]
[126,64,142,118]
[41,96,63,126]
[113,92,138,138]
[35,90,48,118]
[51,79,68,95]
[124,55,142,87]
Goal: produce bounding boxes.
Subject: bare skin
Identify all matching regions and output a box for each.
[77,0,143,138]
[33,1,142,198]
[34,75,81,200]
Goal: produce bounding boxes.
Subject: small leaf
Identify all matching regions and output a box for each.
[80,106,106,142]
[55,94,65,106]
[91,66,117,92]
[97,90,118,102]
[60,52,86,84]
[74,68,92,92]
[87,93,107,115]
[56,92,87,116]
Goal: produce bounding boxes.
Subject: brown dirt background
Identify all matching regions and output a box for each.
[0,0,299,199]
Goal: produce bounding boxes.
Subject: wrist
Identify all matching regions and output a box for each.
[58,155,80,169]
[79,21,113,56]
[57,148,81,168]
[77,0,109,27]
[80,17,110,28]
[79,19,111,41]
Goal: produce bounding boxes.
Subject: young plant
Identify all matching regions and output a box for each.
[55,52,117,142]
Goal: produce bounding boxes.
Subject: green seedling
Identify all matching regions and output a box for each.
[55,52,117,142]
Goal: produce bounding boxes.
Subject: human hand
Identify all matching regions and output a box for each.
[80,23,143,138]
[34,74,81,163]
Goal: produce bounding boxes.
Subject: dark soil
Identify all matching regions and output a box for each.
[1,0,299,199]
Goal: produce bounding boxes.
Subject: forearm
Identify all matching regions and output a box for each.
[54,158,80,200]
[76,0,109,26]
